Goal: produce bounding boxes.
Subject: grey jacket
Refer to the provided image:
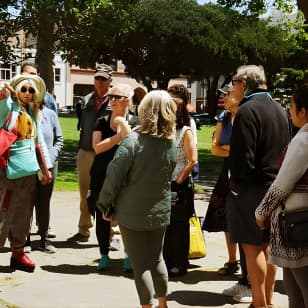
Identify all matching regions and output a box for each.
[97,131,177,230]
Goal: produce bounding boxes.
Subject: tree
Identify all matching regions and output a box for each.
[218,0,308,22]
[0,0,138,93]
[116,0,289,119]
[0,1,18,63]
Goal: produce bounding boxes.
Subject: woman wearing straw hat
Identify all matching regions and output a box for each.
[0,74,52,272]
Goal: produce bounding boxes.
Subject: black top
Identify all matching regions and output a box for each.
[229,90,290,188]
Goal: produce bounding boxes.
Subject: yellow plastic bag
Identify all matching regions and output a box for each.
[188,215,206,259]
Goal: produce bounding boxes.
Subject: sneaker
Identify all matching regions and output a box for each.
[47,227,56,239]
[223,282,246,296]
[232,284,252,303]
[123,257,133,273]
[98,255,110,271]
[168,266,187,277]
[67,233,89,243]
[38,240,57,254]
[109,236,121,251]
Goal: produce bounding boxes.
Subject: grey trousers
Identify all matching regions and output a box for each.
[0,171,36,251]
[283,266,308,308]
[119,224,168,305]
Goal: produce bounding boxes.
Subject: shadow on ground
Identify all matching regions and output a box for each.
[41,258,134,279]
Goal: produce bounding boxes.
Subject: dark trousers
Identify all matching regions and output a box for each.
[238,244,249,286]
[35,165,56,239]
[163,220,190,270]
[95,207,110,255]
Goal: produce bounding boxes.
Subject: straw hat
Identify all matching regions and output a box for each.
[10,74,46,103]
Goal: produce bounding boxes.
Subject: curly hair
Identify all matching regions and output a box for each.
[138,90,176,139]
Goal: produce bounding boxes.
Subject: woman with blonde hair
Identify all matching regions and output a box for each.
[0,74,52,272]
[97,90,177,308]
[88,83,133,271]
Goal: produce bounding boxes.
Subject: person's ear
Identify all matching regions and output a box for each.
[242,80,247,91]
[299,107,308,120]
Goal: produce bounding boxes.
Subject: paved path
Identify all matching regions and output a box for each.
[0,192,288,308]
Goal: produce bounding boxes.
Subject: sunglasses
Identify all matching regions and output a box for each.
[94,76,108,81]
[20,86,35,94]
[231,79,243,85]
[108,94,128,101]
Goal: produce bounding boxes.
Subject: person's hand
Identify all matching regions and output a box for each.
[256,218,267,230]
[0,83,14,99]
[39,170,52,185]
[102,213,113,222]
[114,116,131,138]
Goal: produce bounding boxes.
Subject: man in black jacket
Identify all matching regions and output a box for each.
[226,65,290,308]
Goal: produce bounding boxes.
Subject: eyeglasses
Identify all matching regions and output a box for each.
[108,94,128,101]
[95,76,108,81]
[20,86,35,94]
[231,79,243,86]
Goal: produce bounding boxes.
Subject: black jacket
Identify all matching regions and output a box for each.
[229,90,290,191]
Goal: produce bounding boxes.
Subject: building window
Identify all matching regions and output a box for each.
[0,64,16,80]
[11,65,17,78]
[54,67,61,82]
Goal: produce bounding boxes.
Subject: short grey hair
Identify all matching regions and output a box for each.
[235,65,267,90]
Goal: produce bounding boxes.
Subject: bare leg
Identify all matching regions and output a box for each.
[262,242,277,306]
[158,297,168,308]
[241,243,267,307]
[225,232,237,263]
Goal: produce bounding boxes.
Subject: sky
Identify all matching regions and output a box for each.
[197,0,216,3]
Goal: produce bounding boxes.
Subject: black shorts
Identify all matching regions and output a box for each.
[226,184,270,245]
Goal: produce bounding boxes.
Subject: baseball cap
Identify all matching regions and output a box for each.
[94,63,113,80]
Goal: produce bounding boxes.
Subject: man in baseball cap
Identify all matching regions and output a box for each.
[67,63,113,244]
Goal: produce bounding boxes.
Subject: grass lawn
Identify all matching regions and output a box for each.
[55,116,79,191]
[55,117,222,191]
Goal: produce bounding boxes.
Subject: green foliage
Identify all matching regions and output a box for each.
[217,0,297,16]
[117,0,289,96]
[0,1,19,62]
[59,0,139,67]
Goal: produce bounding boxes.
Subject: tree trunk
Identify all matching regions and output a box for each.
[206,75,220,122]
[157,77,170,90]
[35,3,55,94]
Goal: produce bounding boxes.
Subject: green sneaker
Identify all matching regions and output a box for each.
[98,255,110,271]
[123,257,133,273]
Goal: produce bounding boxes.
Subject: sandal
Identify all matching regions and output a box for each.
[217,261,239,276]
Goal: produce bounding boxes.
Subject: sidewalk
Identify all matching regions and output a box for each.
[0,192,288,308]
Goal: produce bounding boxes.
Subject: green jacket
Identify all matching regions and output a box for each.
[97,131,176,230]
